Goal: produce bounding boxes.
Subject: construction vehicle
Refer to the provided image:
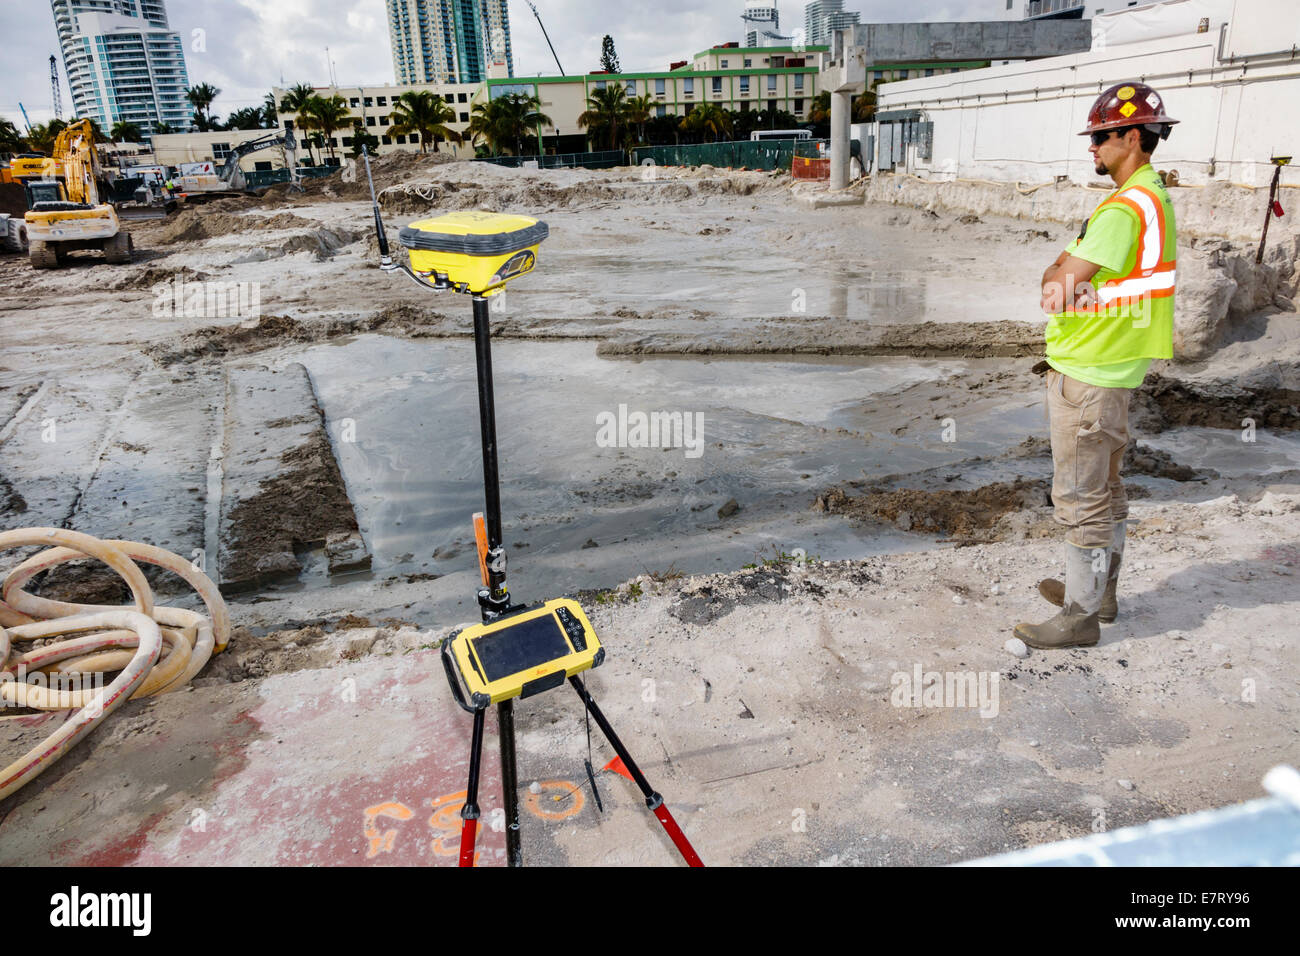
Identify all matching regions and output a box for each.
[174,130,297,201]
[23,119,131,269]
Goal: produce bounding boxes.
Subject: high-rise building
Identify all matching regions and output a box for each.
[742,2,780,47]
[804,0,861,46]
[50,0,192,136]
[386,0,513,86]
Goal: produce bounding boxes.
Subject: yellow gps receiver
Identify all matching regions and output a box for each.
[399,211,547,297]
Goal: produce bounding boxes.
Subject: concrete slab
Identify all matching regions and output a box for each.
[0,649,505,866]
[219,363,370,592]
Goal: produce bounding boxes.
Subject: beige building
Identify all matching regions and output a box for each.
[272,83,480,161]
[481,43,830,151]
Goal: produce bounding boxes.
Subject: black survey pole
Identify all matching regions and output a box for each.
[469,292,522,866]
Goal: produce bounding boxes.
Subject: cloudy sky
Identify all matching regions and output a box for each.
[3,0,1000,128]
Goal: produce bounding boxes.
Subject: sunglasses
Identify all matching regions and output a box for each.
[1090,129,1122,147]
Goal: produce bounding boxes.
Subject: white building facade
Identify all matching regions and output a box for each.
[50,0,192,135]
[872,0,1299,186]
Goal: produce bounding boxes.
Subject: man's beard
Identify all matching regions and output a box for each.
[1094,159,1109,175]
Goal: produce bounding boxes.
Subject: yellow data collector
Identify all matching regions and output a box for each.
[442,598,604,711]
[399,211,548,296]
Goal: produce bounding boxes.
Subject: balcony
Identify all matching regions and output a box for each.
[1023,0,1084,19]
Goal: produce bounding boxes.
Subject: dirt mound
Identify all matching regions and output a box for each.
[151,208,321,244]
[144,304,450,364]
[1124,442,1214,481]
[1131,373,1300,433]
[109,265,211,291]
[814,479,1049,538]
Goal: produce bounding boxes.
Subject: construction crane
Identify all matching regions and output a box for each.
[525,0,564,76]
[49,54,63,120]
[23,118,131,269]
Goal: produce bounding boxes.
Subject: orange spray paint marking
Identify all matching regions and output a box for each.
[524,779,585,821]
[429,789,479,865]
[362,801,413,859]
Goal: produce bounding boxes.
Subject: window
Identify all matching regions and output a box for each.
[767,74,776,91]
[380,115,389,125]
[656,105,666,117]
[377,96,387,106]
[626,79,635,94]
[874,70,883,81]
[595,79,607,90]
[366,115,375,126]
[794,74,803,90]
[363,97,372,107]
[772,56,785,68]
[341,136,352,146]
[794,98,803,113]
[711,76,722,94]
[768,99,776,112]
[683,77,693,94]
[655,78,665,95]
[459,111,468,121]
[739,76,749,93]
[382,134,391,144]
[254,160,272,171]
[743,58,751,67]
[349,97,359,106]
[211,142,231,158]
[394,134,405,143]
[458,93,467,102]
[444,94,454,103]
[1007,0,1013,7]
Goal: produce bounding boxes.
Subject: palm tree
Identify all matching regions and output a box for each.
[152,121,176,136]
[187,82,221,131]
[299,94,350,163]
[679,103,732,143]
[0,117,25,156]
[262,91,279,128]
[25,120,66,154]
[578,84,630,151]
[225,106,270,130]
[500,92,550,156]
[110,121,142,142]
[468,92,551,157]
[390,89,463,154]
[627,93,655,146]
[808,91,831,136]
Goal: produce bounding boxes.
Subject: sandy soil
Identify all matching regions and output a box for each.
[1,156,1297,865]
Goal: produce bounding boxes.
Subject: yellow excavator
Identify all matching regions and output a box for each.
[24,119,131,269]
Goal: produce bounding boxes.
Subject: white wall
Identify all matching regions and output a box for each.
[875,0,1300,186]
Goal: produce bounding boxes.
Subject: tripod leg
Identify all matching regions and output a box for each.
[498,699,523,867]
[569,676,704,867]
[459,707,486,867]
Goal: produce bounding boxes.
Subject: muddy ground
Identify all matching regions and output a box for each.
[0,156,1297,865]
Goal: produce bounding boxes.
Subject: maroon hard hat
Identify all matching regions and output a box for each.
[1079,82,1179,138]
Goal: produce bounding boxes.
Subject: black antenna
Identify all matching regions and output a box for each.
[360,145,392,268]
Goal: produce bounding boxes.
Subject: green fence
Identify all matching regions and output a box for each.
[243,165,339,190]
[474,149,627,170]
[631,139,827,171]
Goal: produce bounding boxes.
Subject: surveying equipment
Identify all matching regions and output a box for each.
[361,148,702,868]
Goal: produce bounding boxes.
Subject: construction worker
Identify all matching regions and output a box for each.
[1015,82,1179,650]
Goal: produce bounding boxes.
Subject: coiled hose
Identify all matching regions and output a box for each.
[0,528,229,801]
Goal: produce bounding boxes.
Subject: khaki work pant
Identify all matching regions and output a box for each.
[1045,368,1131,549]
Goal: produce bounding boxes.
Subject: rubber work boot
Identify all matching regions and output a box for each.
[1037,521,1125,623]
[1015,543,1109,649]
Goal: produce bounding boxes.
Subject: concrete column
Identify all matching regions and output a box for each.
[830,89,851,190]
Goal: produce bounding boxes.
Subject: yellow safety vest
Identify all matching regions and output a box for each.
[1045,164,1176,365]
